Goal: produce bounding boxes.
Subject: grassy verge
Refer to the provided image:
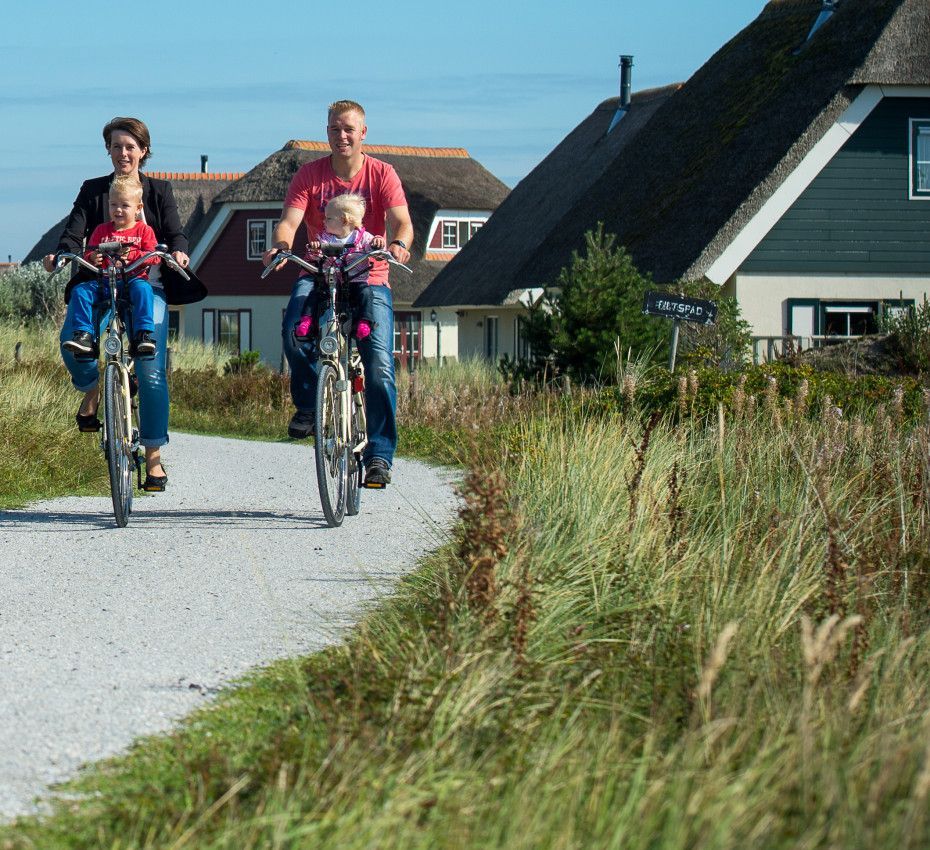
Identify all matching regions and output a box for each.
[5,362,930,846]
[5,317,930,846]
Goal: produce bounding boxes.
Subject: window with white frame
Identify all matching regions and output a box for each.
[247,219,277,259]
[202,309,252,354]
[439,217,485,249]
[910,119,930,198]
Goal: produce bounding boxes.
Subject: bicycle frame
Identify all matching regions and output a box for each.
[317,250,367,461]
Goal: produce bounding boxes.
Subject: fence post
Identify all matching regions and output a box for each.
[166,345,173,374]
[562,375,572,397]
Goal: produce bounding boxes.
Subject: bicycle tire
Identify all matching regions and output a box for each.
[315,363,347,527]
[346,389,362,517]
[104,362,133,527]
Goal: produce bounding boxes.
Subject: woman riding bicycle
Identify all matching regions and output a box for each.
[43,116,204,492]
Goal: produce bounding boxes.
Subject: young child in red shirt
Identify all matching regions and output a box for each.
[62,175,159,358]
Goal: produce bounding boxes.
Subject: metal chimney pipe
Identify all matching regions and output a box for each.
[200,154,209,173]
[619,55,634,109]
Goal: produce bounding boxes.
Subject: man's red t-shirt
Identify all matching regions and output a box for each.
[283,155,407,286]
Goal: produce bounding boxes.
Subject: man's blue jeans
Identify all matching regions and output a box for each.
[283,277,397,466]
[60,289,170,448]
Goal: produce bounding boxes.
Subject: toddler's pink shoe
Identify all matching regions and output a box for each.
[294,316,313,340]
[355,320,371,340]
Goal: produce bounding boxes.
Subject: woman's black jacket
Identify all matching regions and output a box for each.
[56,173,206,305]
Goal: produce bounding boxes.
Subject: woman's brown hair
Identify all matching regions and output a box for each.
[102,117,152,166]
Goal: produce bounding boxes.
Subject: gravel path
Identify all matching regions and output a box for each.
[0,432,459,819]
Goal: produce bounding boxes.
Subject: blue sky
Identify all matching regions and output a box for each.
[0,0,765,262]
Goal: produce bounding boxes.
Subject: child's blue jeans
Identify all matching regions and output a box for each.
[66,276,155,336]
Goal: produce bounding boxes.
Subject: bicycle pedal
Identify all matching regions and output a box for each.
[363,481,387,490]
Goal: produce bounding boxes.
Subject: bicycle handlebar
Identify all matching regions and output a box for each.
[50,245,190,281]
[125,247,190,280]
[50,252,99,276]
[260,247,412,280]
[260,250,319,279]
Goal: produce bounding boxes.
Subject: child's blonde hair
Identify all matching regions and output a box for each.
[109,174,143,203]
[326,193,366,230]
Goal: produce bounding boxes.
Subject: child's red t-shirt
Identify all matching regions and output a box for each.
[85,221,159,277]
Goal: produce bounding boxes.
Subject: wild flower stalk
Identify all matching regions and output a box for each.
[892,385,905,427]
[666,460,684,552]
[510,558,536,671]
[623,373,637,407]
[687,368,699,400]
[795,378,810,418]
[627,411,662,526]
[764,374,778,414]
[456,467,513,625]
[677,375,688,417]
[695,621,738,723]
[733,373,747,419]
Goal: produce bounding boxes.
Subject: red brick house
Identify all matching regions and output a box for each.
[187,141,509,368]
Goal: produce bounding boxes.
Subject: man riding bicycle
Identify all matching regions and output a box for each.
[263,99,413,488]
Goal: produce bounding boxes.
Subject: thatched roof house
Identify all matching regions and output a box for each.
[193,141,509,305]
[417,0,930,353]
[414,83,679,309]
[22,171,243,263]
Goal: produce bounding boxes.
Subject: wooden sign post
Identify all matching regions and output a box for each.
[642,291,718,372]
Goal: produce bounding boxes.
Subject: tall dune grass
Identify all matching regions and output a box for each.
[8,389,930,848]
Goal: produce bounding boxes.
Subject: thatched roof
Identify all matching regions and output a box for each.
[418,0,930,307]
[413,84,678,308]
[208,142,510,304]
[22,171,244,263]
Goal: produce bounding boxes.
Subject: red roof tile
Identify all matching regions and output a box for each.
[144,172,246,181]
[284,141,470,158]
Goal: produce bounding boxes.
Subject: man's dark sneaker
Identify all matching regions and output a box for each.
[133,331,156,357]
[363,457,391,488]
[62,331,96,359]
[288,409,316,439]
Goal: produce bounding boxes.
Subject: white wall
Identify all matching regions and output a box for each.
[420,309,460,362]
[728,273,930,337]
[455,306,526,360]
[181,295,289,367]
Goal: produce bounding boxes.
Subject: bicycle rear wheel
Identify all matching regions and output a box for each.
[314,363,347,527]
[104,362,133,527]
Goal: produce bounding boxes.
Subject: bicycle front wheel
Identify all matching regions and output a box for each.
[314,363,347,527]
[345,389,362,517]
[104,362,133,527]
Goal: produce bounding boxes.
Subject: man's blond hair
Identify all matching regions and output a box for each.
[326,193,366,229]
[328,99,365,121]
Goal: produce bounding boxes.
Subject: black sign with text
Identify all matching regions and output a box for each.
[642,291,718,325]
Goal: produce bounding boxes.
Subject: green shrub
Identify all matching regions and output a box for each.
[614,361,925,422]
[883,296,930,374]
[677,280,752,370]
[223,349,264,375]
[513,224,667,384]
[0,262,66,324]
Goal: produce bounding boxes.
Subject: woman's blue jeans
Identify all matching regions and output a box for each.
[282,277,397,466]
[59,289,170,448]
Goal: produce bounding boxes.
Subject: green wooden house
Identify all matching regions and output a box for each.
[417,0,930,359]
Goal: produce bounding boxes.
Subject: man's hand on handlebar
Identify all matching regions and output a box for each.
[387,241,411,265]
[262,246,287,270]
[171,250,190,269]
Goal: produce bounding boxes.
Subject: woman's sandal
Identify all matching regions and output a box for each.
[75,409,102,433]
[142,466,168,493]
